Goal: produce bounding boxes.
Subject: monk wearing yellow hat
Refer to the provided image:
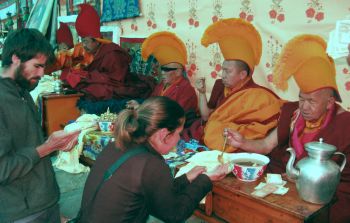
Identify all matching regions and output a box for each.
[193,18,282,152]
[226,34,350,223]
[62,4,155,102]
[142,32,197,123]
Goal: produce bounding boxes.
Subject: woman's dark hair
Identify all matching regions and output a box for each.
[2,28,55,68]
[115,96,185,149]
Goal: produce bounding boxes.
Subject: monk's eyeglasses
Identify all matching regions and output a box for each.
[160,67,179,72]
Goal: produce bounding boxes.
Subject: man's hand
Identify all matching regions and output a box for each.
[37,130,80,157]
[226,128,245,149]
[195,77,206,94]
[186,166,206,183]
[46,130,80,150]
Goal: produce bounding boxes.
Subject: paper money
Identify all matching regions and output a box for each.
[266,173,283,185]
[251,184,278,198]
[254,173,289,196]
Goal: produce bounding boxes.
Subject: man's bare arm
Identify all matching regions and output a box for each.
[226,128,278,154]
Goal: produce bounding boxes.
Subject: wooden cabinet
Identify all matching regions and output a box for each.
[42,93,83,135]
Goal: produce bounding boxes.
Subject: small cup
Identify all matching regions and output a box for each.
[54,80,62,94]
[98,121,115,133]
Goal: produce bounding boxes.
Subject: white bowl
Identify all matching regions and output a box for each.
[231,153,270,182]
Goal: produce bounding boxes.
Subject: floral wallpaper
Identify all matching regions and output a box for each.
[60,0,350,109]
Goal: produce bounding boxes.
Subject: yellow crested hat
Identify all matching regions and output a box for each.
[201,18,262,72]
[273,34,341,101]
[141,31,187,66]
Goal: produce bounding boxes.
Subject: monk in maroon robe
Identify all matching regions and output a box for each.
[225,34,350,223]
[151,74,197,114]
[74,41,154,100]
[127,31,198,127]
[61,4,155,101]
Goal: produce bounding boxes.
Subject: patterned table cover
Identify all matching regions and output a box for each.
[82,130,114,160]
[82,135,208,176]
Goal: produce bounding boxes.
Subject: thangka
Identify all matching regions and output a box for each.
[101,0,141,22]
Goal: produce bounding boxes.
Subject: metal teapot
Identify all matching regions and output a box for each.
[286,138,346,204]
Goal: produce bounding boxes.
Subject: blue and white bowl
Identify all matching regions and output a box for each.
[231,153,270,182]
[98,121,115,133]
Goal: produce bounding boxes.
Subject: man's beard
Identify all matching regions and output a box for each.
[14,64,39,91]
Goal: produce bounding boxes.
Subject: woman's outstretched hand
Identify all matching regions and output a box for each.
[186,166,207,183]
[204,163,230,181]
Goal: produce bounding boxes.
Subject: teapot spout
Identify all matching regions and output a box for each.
[286,148,300,180]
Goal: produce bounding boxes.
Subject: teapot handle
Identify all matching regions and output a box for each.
[334,152,347,172]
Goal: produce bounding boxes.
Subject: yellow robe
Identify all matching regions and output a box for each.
[204,80,283,152]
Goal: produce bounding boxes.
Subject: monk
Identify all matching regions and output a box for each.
[44,22,77,74]
[226,34,350,223]
[56,22,74,52]
[61,4,155,101]
[127,31,198,127]
[186,18,283,152]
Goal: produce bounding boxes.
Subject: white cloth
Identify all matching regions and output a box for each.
[53,114,99,173]
[175,150,237,204]
[175,150,237,178]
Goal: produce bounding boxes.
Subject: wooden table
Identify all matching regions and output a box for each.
[41,93,83,135]
[194,175,332,223]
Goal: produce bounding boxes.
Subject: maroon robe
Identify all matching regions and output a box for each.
[74,43,155,100]
[151,76,197,113]
[269,102,350,223]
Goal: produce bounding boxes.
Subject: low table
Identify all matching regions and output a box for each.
[195,175,332,223]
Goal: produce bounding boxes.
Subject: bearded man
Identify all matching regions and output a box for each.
[0,28,79,223]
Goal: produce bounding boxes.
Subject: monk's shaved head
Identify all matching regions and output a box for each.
[319,88,335,98]
[299,88,336,121]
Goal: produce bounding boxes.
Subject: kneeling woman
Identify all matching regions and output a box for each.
[79,96,227,222]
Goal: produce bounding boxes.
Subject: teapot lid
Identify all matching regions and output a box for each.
[305,138,336,152]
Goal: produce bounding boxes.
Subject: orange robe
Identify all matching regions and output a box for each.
[45,43,94,74]
[204,78,283,152]
[70,43,94,69]
[44,49,73,74]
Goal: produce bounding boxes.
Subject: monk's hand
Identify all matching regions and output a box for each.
[186,166,207,183]
[126,100,140,110]
[195,77,206,94]
[226,128,245,149]
[204,163,229,181]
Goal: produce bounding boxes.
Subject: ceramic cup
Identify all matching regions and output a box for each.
[231,153,270,182]
[98,121,115,133]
